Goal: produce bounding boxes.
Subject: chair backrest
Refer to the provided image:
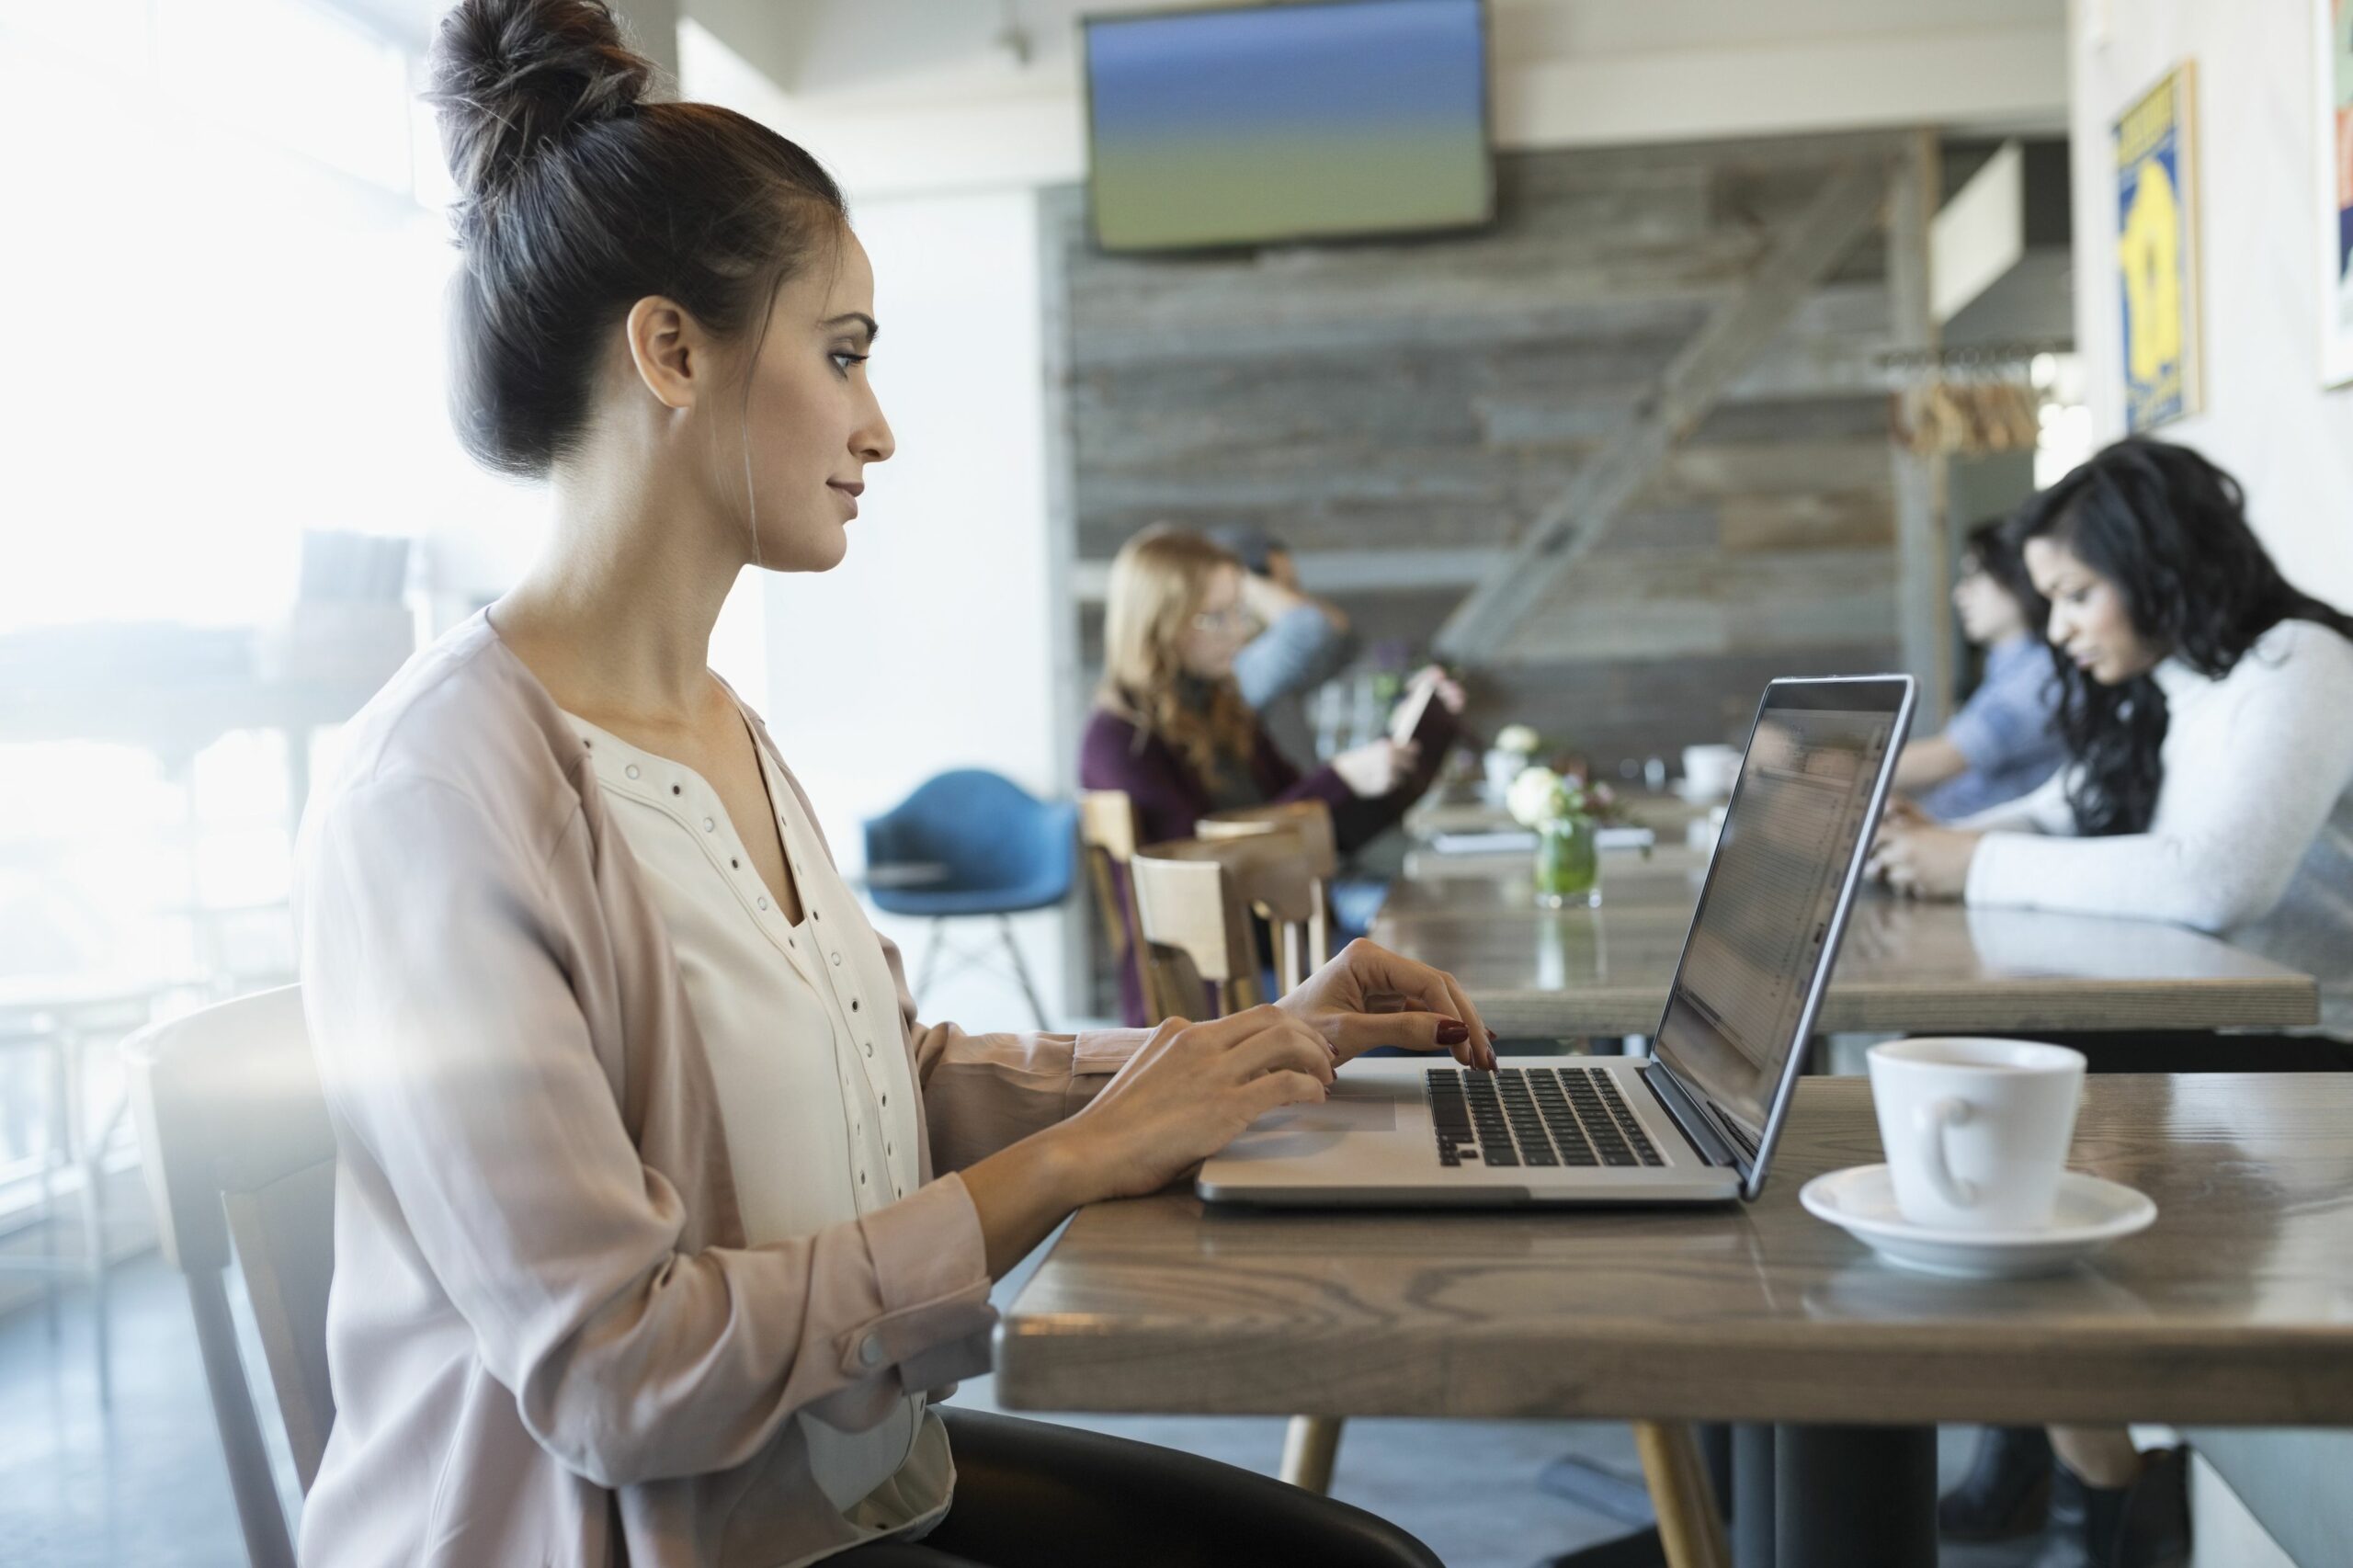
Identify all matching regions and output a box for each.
[1130,835,1333,1018]
[125,985,335,1568]
[862,769,1078,909]
[1199,801,1337,982]
[1077,789,1149,992]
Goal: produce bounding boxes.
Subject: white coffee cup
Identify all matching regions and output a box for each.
[1679,744,1739,801]
[1867,1038,2086,1232]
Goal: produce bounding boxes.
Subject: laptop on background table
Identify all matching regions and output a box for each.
[1197,675,1916,1208]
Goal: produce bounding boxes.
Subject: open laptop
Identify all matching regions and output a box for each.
[1198,674,1915,1207]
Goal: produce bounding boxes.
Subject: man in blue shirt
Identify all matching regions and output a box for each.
[1896,517,2068,820]
[1205,524,1360,772]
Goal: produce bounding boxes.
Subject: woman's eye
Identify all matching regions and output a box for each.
[830,351,869,374]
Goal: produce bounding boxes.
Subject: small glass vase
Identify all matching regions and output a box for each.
[1533,815,1600,909]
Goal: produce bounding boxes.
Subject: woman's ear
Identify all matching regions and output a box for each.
[622,295,705,411]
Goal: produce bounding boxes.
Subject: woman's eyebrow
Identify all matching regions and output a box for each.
[823,312,880,346]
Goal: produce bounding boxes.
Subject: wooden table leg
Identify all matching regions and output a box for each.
[1636,1422,1731,1568]
[1280,1415,1342,1494]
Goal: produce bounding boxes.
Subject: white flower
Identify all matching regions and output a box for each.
[1506,765,1570,828]
[1495,723,1541,756]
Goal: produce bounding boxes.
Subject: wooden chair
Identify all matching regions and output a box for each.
[124,985,334,1568]
[1079,790,1170,1020]
[1129,833,1332,1019]
[1199,800,1338,986]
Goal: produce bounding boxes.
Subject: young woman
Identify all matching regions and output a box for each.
[293,6,1493,1565]
[1892,515,2064,820]
[1869,438,2353,1043]
[1078,526,1462,1025]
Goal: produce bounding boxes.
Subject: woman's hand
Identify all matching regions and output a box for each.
[1279,937,1497,1068]
[1406,664,1467,716]
[1056,1006,1336,1203]
[1333,738,1416,796]
[1866,816,1982,899]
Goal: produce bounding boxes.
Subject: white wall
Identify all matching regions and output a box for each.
[753,187,1082,1028]
[2068,0,2353,604]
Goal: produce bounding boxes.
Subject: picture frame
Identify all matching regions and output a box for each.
[2317,0,2353,387]
[2114,61,2203,431]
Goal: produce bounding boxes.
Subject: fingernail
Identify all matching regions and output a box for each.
[1486,1028,1499,1043]
[1437,1020,1470,1045]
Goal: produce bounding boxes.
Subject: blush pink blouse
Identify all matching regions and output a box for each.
[292,613,1142,1568]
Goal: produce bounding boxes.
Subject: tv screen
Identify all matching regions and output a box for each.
[1083,0,1492,252]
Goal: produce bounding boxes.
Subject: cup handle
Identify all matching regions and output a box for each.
[1913,1097,1976,1208]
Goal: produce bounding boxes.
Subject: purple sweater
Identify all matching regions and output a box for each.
[1078,704,1455,1024]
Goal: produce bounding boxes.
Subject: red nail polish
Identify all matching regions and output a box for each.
[1486,1028,1499,1043]
[1437,1019,1470,1045]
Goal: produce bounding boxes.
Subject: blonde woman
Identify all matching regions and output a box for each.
[1079,526,1461,1025]
[294,5,1495,1565]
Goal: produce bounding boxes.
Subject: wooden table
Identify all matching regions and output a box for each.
[1372,872,2321,1037]
[995,1074,2353,1564]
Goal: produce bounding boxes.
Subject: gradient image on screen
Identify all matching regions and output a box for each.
[1085,0,1490,251]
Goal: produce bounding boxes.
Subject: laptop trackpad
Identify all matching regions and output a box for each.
[1250,1079,1399,1133]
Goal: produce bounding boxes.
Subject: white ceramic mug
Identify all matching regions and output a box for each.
[1867,1038,2086,1232]
[1679,744,1739,801]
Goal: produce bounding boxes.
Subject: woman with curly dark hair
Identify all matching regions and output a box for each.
[1871,437,2353,1044]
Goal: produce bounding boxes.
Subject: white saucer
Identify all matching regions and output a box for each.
[1800,1165,2156,1278]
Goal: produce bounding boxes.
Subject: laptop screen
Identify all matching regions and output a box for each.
[1652,679,1910,1160]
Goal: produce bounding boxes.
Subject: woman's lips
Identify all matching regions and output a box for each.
[829,482,861,517]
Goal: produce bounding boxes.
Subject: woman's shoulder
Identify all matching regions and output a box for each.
[1078,704,1163,786]
[313,613,583,846]
[2234,617,2353,694]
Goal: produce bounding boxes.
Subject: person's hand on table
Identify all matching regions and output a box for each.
[1059,1006,1336,1203]
[1278,937,1497,1068]
[1866,813,1981,899]
[1333,737,1417,796]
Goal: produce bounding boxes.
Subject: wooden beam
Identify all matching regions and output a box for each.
[1435,160,1891,664]
[1886,131,1953,727]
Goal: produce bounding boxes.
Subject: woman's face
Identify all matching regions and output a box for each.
[1951,556,2029,647]
[727,227,896,573]
[1176,565,1256,679]
[2024,537,2165,685]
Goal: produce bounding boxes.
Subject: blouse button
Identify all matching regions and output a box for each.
[858,1334,884,1368]
[757,897,769,911]
[702,817,715,832]
[831,952,842,967]
[863,1041,874,1058]
[624,764,641,779]
[858,1171,868,1187]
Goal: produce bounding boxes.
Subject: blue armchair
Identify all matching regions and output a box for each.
[861,770,1078,1028]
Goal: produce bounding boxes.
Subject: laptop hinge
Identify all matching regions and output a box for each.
[1643,1060,1741,1169]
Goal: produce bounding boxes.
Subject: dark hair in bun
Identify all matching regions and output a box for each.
[427,0,846,477]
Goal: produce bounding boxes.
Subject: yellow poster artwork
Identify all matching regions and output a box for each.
[2115,63,2202,431]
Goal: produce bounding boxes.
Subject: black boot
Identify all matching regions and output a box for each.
[1939,1426,2054,1540]
[2029,1448,2191,1568]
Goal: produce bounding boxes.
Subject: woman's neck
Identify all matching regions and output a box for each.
[493,464,745,726]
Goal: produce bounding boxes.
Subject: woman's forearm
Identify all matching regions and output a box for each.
[1894,734,1967,791]
[957,1121,1099,1278]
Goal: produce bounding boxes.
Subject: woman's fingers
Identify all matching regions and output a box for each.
[1236,1068,1330,1122]
[1228,1018,1337,1085]
[1325,1008,1486,1062]
[1344,940,1493,1061]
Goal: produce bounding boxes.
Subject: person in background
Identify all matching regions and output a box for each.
[1870,437,2353,1568]
[1204,523,1359,771]
[292,7,1497,1566]
[1893,515,2065,819]
[1081,526,1462,1026]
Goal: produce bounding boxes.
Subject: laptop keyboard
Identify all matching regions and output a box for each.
[1427,1067,1664,1170]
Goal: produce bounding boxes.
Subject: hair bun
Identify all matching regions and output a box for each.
[430,0,653,205]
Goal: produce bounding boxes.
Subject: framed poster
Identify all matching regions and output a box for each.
[2319,0,2353,387]
[2114,62,2202,431]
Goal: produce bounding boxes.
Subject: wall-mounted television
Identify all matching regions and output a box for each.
[1082,0,1493,253]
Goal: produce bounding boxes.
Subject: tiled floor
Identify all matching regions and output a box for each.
[1,1246,2063,1568]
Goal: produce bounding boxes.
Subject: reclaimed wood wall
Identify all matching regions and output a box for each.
[1049,131,1926,772]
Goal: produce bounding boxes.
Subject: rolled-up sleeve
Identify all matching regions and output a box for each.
[301,773,995,1490]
